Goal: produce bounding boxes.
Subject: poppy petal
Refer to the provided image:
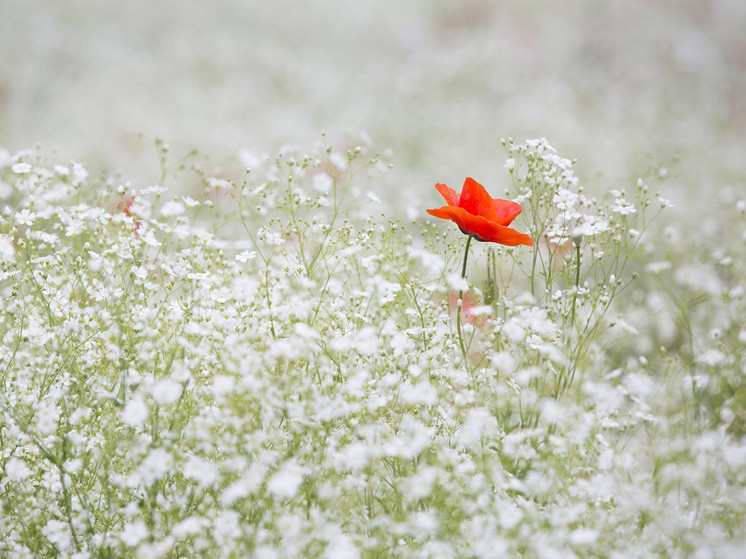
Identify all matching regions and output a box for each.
[434,183,460,207]
[493,199,523,226]
[427,206,533,246]
[458,178,499,221]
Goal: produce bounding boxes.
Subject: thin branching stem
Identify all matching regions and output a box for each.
[456,235,472,368]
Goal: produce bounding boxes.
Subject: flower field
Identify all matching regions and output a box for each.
[1,1,745,557]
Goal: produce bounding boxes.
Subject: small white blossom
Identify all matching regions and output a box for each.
[235,250,257,263]
[12,162,32,174]
[134,448,173,485]
[552,188,578,211]
[71,162,88,185]
[42,520,71,551]
[160,200,185,217]
[183,455,219,487]
[313,172,333,193]
[206,177,231,190]
[122,396,149,427]
[366,190,381,204]
[457,407,498,449]
[446,273,469,293]
[611,197,637,215]
[35,400,60,435]
[696,349,726,367]
[267,460,306,499]
[324,534,360,559]
[120,520,148,546]
[172,516,207,538]
[5,457,32,481]
[150,379,182,405]
[0,235,15,263]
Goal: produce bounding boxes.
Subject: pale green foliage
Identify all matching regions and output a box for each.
[0,140,744,558]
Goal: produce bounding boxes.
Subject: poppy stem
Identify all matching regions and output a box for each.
[457,236,472,366]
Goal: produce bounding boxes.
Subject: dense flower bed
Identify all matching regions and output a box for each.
[0,139,744,557]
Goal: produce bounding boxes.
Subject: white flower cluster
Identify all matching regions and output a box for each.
[0,141,743,558]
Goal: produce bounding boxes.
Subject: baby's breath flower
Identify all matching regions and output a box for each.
[267,460,306,499]
[11,162,32,174]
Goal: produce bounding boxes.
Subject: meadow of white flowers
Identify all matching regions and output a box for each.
[0,136,744,557]
[1,1,745,557]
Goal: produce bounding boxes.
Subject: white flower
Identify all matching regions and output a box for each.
[135,448,173,485]
[211,375,236,396]
[183,455,219,487]
[324,534,360,559]
[569,528,598,545]
[120,520,148,546]
[11,162,32,174]
[329,151,346,170]
[446,273,469,293]
[611,198,636,215]
[696,349,726,367]
[334,442,371,471]
[366,190,381,204]
[122,396,148,427]
[42,519,71,551]
[35,400,60,435]
[71,162,88,185]
[150,379,182,405]
[457,407,498,449]
[63,458,83,474]
[235,250,257,263]
[398,381,438,406]
[501,317,525,343]
[267,460,306,499]
[0,235,15,263]
[220,464,266,506]
[658,194,674,209]
[646,261,672,274]
[160,200,185,217]
[5,457,32,481]
[504,157,516,172]
[15,209,36,226]
[552,188,578,211]
[405,467,438,500]
[331,326,379,355]
[489,351,516,374]
[313,172,333,193]
[173,516,207,538]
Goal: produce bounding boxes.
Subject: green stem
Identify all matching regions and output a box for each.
[570,243,581,324]
[457,236,472,367]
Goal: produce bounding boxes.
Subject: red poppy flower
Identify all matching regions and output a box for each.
[426,177,533,246]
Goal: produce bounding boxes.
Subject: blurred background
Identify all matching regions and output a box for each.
[1,0,744,210]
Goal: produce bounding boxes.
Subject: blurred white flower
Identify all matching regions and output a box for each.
[11,162,31,174]
[267,460,306,499]
[313,172,333,193]
[611,197,637,215]
[151,379,182,405]
[42,519,71,551]
[5,457,32,481]
[183,455,219,487]
[134,448,173,486]
[0,235,15,263]
[160,200,185,217]
[120,520,148,546]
